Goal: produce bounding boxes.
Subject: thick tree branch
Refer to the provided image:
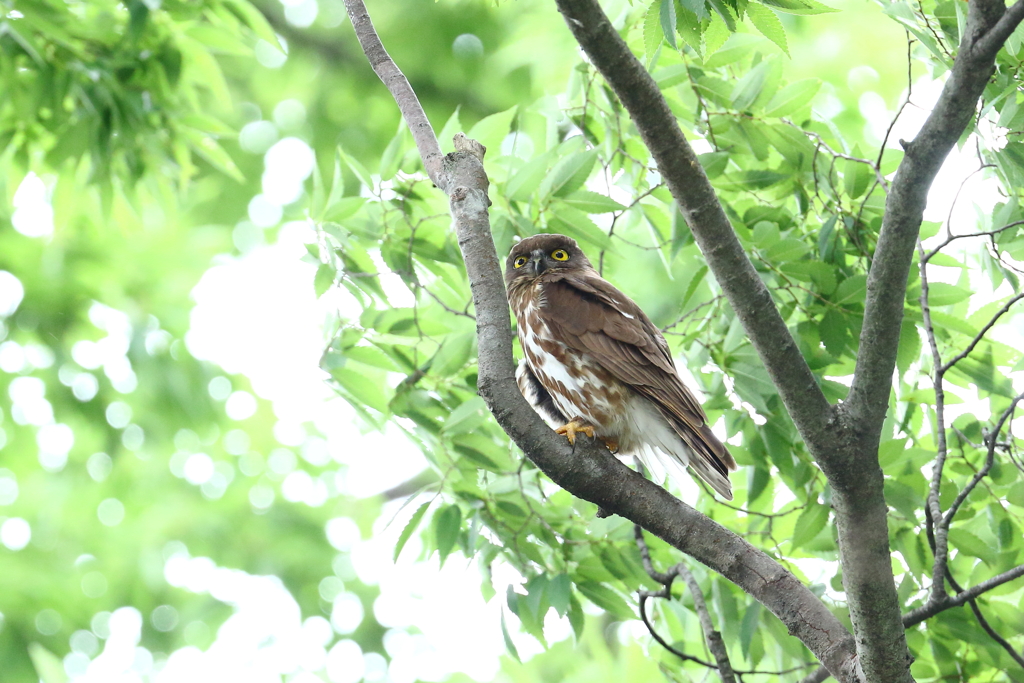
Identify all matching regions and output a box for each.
[550,0,832,448]
[846,0,1024,427]
[974,0,1024,58]
[342,2,862,679]
[808,553,1024,682]
[827,1,1024,674]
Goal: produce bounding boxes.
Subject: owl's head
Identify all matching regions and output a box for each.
[504,233,593,286]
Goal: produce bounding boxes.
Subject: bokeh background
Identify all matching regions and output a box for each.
[1,0,1021,682]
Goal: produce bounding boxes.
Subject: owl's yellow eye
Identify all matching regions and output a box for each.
[513,256,528,268]
[551,249,569,261]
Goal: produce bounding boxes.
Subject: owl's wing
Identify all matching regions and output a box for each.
[540,272,736,487]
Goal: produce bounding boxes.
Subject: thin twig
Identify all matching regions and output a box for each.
[939,292,1024,373]
[923,217,1023,263]
[634,526,815,679]
[677,563,738,683]
[917,240,950,603]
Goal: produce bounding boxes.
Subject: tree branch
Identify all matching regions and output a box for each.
[677,562,737,683]
[827,4,1024,674]
[634,526,735,680]
[917,242,952,604]
[846,0,1024,427]
[342,2,863,679]
[637,592,716,668]
[939,292,1024,375]
[343,0,445,188]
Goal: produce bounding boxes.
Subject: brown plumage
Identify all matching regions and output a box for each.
[504,233,737,499]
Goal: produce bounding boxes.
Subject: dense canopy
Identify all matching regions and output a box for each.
[0,0,1022,682]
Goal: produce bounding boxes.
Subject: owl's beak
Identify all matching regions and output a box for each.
[529,249,547,275]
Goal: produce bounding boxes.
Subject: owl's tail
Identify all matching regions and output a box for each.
[636,442,735,501]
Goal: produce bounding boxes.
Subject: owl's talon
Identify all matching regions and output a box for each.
[556,419,595,445]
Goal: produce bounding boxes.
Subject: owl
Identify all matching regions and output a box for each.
[504,233,736,499]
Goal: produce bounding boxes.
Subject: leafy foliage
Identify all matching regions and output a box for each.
[1,0,1023,681]
[308,0,1024,678]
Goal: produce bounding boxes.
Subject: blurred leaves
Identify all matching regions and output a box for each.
[3,0,1024,680]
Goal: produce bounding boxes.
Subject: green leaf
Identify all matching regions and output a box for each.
[764,79,822,117]
[715,169,789,190]
[704,14,731,57]
[226,0,284,49]
[660,0,678,50]
[708,0,736,30]
[884,479,922,520]
[560,191,626,213]
[379,123,408,181]
[764,238,810,262]
[345,345,400,371]
[679,0,710,23]
[443,396,488,434]
[438,107,463,154]
[435,504,462,565]
[759,0,838,15]
[748,466,772,502]
[925,283,972,306]
[676,2,705,56]
[948,528,992,561]
[505,148,560,201]
[394,502,431,561]
[746,4,789,55]
[731,60,771,111]
[28,643,67,683]
[740,602,762,657]
[500,608,521,662]
[575,581,634,619]
[548,574,572,617]
[753,222,780,248]
[453,432,510,471]
[331,366,390,413]
[819,310,848,357]
[314,263,335,297]
[878,438,908,470]
[834,274,867,304]
[1007,481,1024,508]
[644,3,665,63]
[339,146,374,191]
[790,501,829,549]
[430,332,475,377]
[549,207,613,249]
[540,150,598,198]
[896,321,921,376]
[844,154,872,200]
[324,196,367,223]
[187,133,244,182]
[466,106,518,153]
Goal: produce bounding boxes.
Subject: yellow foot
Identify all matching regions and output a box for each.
[555,419,595,446]
[601,437,619,454]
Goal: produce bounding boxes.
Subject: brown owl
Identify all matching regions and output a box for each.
[504,233,736,499]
